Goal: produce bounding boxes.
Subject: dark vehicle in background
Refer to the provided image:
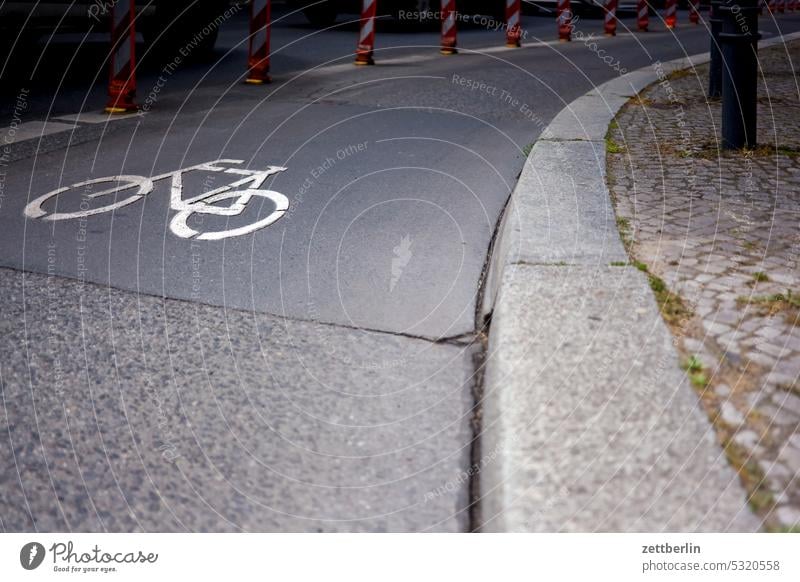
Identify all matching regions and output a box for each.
[525,0,700,13]
[0,0,231,58]
[287,0,507,27]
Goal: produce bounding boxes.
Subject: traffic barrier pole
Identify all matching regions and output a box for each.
[355,0,377,65]
[604,0,618,36]
[637,0,649,32]
[768,0,776,12]
[778,0,785,12]
[557,0,572,41]
[665,0,677,28]
[105,0,137,113]
[689,0,700,23]
[440,0,457,55]
[246,0,272,83]
[505,0,522,47]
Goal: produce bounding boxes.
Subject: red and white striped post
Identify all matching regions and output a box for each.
[355,0,377,65]
[637,0,649,31]
[440,0,457,55]
[505,0,522,48]
[689,0,700,23]
[557,0,572,42]
[664,0,678,28]
[767,0,775,12]
[604,0,618,36]
[105,0,137,113]
[790,0,796,12]
[246,0,272,84]
[777,0,786,12]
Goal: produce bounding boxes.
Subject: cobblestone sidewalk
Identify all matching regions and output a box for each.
[607,40,800,532]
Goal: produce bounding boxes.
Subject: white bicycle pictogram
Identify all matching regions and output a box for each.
[24,159,289,241]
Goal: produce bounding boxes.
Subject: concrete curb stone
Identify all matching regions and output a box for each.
[479,32,800,532]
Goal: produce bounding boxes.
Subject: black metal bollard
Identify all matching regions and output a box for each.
[718,0,761,149]
[708,0,723,99]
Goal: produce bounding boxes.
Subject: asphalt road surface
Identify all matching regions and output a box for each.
[2,7,799,531]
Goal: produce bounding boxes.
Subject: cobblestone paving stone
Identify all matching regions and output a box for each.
[607,41,800,532]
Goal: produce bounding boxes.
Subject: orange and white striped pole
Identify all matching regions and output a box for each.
[664,0,677,28]
[557,0,572,42]
[440,0,457,55]
[246,0,272,84]
[105,0,137,113]
[355,0,377,65]
[505,0,522,48]
[604,0,618,36]
[689,0,700,23]
[637,0,649,31]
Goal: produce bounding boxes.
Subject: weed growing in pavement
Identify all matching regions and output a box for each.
[615,216,633,251]
[682,355,708,388]
[634,261,693,326]
[683,355,704,373]
[605,136,625,154]
[723,439,775,514]
[666,68,693,81]
[605,120,626,154]
[737,290,800,321]
[752,272,770,283]
[681,142,800,160]
[777,381,800,398]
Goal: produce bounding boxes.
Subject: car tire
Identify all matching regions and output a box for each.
[393,0,436,28]
[303,2,339,27]
[144,1,226,61]
[488,0,507,20]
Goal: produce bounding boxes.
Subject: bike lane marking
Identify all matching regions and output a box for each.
[23,159,290,241]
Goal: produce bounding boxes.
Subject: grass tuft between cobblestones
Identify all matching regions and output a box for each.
[737,290,800,323]
[636,261,693,327]
[723,440,775,515]
[682,355,709,389]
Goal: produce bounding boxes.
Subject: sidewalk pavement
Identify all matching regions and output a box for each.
[479,33,800,533]
[607,39,800,532]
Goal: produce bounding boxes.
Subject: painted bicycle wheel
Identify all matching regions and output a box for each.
[169,189,289,241]
[24,175,154,221]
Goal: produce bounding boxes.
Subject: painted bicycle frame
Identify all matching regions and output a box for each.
[24,159,289,241]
